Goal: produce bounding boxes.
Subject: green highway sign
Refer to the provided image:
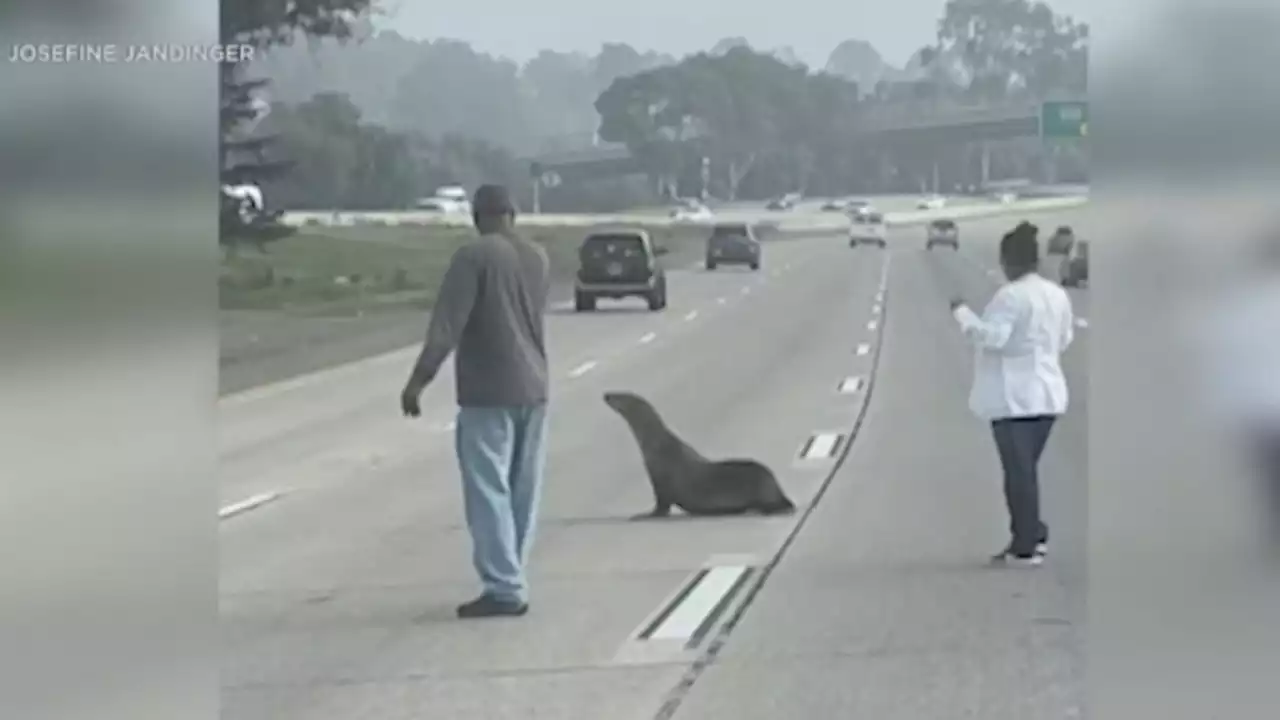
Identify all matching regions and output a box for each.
[1040,100,1088,139]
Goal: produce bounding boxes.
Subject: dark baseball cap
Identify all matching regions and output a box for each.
[472,184,516,216]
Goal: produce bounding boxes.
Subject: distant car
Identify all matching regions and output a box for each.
[849,211,888,248]
[574,229,668,311]
[670,202,713,223]
[706,223,761,271]
[925,218,959,250]
[847,200,874,218]
[994,192,1017,204]
[1046,226,1076,255]
[917,194,946,210]
[821,198,848,212]
[1060,238,1089,287]
[766,196,794,211]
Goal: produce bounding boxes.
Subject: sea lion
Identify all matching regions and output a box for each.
[602,391,796,518]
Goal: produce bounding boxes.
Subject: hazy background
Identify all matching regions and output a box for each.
[373,0,1103,68]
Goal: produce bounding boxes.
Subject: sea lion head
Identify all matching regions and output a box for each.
[603,391,645,414]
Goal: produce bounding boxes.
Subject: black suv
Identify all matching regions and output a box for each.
[574,229,668,311]
[706,223,762,270]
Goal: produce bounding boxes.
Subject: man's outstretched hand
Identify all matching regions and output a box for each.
[400,383,424,418]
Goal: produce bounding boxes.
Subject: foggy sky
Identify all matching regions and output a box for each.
[372,0,1101,68]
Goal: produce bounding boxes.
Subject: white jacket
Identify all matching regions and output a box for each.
[953,273,1075,420]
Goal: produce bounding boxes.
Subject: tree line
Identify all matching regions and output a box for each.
[233,0,1089,213]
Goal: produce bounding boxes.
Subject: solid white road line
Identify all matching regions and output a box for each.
[855,343,871,356]
[683,310,698,321]
[646,565,750,641]
[838,377,863,394]
[568,360,598,378]
[639,332,657,344]
[219,491,281,520]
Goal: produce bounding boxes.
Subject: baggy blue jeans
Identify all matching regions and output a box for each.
[455,404,548,603]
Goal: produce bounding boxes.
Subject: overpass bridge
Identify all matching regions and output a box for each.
[528,96,1087,184]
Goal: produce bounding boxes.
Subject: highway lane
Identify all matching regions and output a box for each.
[219,239,833,508]
[220,208,1087,719]
[665,210,1089,719]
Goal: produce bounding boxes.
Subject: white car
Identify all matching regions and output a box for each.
[849,211,887,248]
[917,194,947,210]
[670,202,713,223]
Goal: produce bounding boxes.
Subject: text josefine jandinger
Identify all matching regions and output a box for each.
[8,43,256,63]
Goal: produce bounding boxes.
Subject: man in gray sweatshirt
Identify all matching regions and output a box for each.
[400,184,550,619]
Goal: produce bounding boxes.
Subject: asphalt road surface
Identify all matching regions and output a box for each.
[220,209,1089,719]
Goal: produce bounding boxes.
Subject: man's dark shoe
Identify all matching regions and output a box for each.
[456,594,528,619]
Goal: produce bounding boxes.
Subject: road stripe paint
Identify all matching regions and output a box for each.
[874,292,884,303]
[568,360,597,378]
[716,297,727,305]
[1075,318,1089,328]
[434,420,457,432]
[799,432,843,460]
[741,286,751,294]
[219,491,281,520]
[639,565,752,643]
[872,303,882,315]
[838,376,863,394]
[639,332,657,344]
[683,310,698,321]
[867,320,878,330]
[855,343,871,355]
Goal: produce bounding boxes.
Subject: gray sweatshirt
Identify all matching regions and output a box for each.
[409,232,550,406]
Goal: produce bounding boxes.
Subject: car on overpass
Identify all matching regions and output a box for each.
[849,210,887,249]
[705,223,762,271]
[821,198,847,211]
[925,218,959,250]
[574,229,668,312]
[766,195,795,211]
[917,194,947,210]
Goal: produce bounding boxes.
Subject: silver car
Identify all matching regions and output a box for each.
[925,219,959,250]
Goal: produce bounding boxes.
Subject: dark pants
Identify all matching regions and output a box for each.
[991,415,1057,555]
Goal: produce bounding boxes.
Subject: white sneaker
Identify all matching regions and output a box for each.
[990,547,1044,567]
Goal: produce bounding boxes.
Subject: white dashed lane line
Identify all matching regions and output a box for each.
[716,297,727,305]
[568,360,598,378]
[855,343,871,356]
[867,320,878,331]
[639,332,657,344]
[684,311,698,321]
[219,491,282,520]
[1075,318,1089,328]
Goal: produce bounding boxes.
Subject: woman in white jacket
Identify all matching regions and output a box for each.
[951,222,1075,567]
